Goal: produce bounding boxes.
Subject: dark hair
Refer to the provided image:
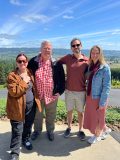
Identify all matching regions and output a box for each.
[70,38,82,46]
[16,52,28,61]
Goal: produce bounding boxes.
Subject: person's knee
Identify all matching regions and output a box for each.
[67,110,73,114]
[77,111,84,117]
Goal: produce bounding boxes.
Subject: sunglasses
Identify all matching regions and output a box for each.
[71,44,81,48]
[17,60,27,64]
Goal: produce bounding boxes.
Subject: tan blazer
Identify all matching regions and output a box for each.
[6,68,41,121]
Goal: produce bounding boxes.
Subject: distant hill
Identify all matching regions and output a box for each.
[0,48,120,60]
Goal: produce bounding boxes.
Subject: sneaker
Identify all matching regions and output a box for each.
[47,131,54,141]
[31,131,39,140]
[22,139,33,150]
[64,128,71,138]
[101,128,112,140]
[78,131,86,141]
[88,135,101,144]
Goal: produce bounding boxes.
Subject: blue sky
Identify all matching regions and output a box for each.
[0,0,120,50]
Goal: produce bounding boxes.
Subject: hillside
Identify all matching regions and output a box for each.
[0,48,120,60]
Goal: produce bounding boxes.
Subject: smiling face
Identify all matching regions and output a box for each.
[40,41,52,61]
[90,47,100,64]
[16,55,28,71]
[71,39,82,54]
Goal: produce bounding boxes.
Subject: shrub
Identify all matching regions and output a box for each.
[57,100,120,125]
[57,100,78,123]
[111,68,120,80]
[106,107,120,124]
[56,100,67,121]
[0,99,120,127]
[112,79,120,88]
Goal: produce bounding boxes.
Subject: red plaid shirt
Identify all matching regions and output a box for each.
[35,58,57,105]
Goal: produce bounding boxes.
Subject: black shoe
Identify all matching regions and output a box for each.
[47,131,54,141]
[64,128,71,138]
[9,154,19,160]
[22,139,33,150]
[31,131,39,140]
[78,131,86,141]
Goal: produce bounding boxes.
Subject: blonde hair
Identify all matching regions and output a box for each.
[89,45,106,65]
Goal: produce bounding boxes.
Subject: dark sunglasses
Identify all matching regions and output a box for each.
[71,43,81,48]
[17,60,27,64]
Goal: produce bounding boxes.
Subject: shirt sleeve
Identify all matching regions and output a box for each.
[58,55,69,64]
[7,73,28,97]
[99,66,111,107]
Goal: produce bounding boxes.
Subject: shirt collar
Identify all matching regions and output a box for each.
[39,56,51,65]
[72,53,88,61]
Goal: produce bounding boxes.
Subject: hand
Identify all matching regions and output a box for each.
[53,93,60,98]
[98,107,105,110]
[96,106,105,111]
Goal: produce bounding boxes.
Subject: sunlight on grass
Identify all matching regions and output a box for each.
[0,98,6,117]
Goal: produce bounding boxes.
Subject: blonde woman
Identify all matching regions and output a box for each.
[84,45,111,144]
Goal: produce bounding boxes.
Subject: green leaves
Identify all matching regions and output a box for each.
[106,107,120,124]
[0,59,15,84]
[0,98,6,117]
[0,99,120,129]
[57,100,120,126]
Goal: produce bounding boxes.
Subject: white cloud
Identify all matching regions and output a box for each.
[0,33,16,39]
[18,2,82,24]
[1,1,120,50]
[76,1,120,20]
[0,20,24,48]
[0,38,14,47]
[74,29,120,38]
[20,14,49,23]
[38,29,120,50]
[0,1,51,47]
[10,0,26,6]
[42,1,86,23]
[0,20,24,35]
[62,15,74,19]
[111,29,120,35]
[1,28,120,48]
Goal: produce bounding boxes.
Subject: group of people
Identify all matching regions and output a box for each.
[6,38,111,160]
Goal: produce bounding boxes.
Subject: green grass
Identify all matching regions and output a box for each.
[57,100,120,125]
[111,79,120,89]
[0,99,120,127]
[0,85,5,90]
[0,98,7,117]
[1,79,120,90]
[0,84,7,90]
[110,63,120,68]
